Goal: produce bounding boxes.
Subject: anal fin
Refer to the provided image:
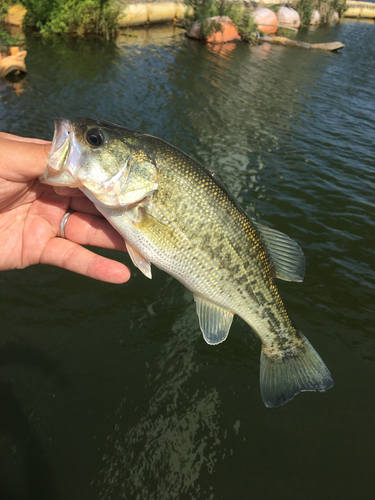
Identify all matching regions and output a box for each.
[194,296,234,345]
[126,241,152,279]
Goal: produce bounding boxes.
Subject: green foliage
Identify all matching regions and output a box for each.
[0,1,18,25]
[295,0,314,26]
[277,28,297,38]
[330,0,348,16]
[0,28,23,51]
[20,0,120,38]
[226,4,258,43]
[184,0,257,43]
[184,0,222,37]
[319,0,348,22]
[0,2,22,51]
[295,0,347,27]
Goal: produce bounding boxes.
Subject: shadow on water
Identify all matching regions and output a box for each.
[0,344,62,500]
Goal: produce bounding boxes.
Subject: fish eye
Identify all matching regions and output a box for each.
[86,128,105,147]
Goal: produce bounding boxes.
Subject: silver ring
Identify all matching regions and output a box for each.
[59,209,74,239]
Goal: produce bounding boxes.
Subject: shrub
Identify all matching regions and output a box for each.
[295,0,314,26]
[295,0,347,27]
[1,2,23,50]
[20,0,120,38]
[320,0,348,22]
[0,28,23,51]
[1,1,18,25]
[184,0,257,43]
[227,3,258,44]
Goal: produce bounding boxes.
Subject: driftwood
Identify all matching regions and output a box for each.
[260,35,345,52]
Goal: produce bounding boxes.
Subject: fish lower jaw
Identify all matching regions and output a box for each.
[39,167,81,187]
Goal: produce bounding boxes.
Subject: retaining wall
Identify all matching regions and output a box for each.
[344,1,375,19]
[5,1,375,29]
[118,2,188,27]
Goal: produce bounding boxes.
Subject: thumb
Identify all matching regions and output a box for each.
[0,134,51,181]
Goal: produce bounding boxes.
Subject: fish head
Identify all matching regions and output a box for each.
[39,117,158,207]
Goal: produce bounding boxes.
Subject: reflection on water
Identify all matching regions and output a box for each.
[100,305,223,500]
[0,20,375,500]
[0,78,27,96]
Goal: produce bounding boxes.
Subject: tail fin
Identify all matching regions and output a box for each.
[260,333,334,408]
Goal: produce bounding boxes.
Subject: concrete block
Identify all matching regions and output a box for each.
[147,3,177,23]
[175,3,189,20]
[118,4,149,27]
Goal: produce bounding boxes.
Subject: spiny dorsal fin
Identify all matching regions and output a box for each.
[252,220,306,282]
[194,296,234,345]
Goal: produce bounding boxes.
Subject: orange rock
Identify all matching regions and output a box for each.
[188,20,204,40]
[5,4,27,27]
[276,7,301,29]
[253,8,278,35]
[0,50,27,79]
[309,10,321,25]
[187,16,241,44]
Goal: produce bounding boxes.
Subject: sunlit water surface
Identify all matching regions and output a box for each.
[0,20,374,500]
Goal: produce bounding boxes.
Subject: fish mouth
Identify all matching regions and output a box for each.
[39,118,83,187]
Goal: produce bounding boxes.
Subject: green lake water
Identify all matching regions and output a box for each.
[0,20,374,499]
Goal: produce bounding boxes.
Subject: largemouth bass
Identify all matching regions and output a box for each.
[39,118,334,407]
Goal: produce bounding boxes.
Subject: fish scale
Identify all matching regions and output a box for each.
[150,146,283,329]
[39,117,334,408]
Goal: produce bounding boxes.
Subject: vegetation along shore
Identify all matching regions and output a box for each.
[4,0,374,41]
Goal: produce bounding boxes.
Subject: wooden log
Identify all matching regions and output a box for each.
[311,41,345,51]
[260,35,345,51]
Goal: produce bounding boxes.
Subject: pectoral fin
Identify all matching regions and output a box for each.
[133,209,181,248]
[128,209,180,277]
[126,241,152,279]
[252,220,306,282]
[194,296,234,345]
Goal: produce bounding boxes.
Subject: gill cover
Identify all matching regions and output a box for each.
[80,148,158,207]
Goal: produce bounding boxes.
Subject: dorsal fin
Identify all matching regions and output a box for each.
[252,220,306,282]
[194,296,234,345]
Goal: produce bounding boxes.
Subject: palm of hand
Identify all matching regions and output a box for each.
[0,177,68,270]
[0,134,130,283]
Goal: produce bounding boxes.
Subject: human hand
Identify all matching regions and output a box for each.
[0,132,131,283]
